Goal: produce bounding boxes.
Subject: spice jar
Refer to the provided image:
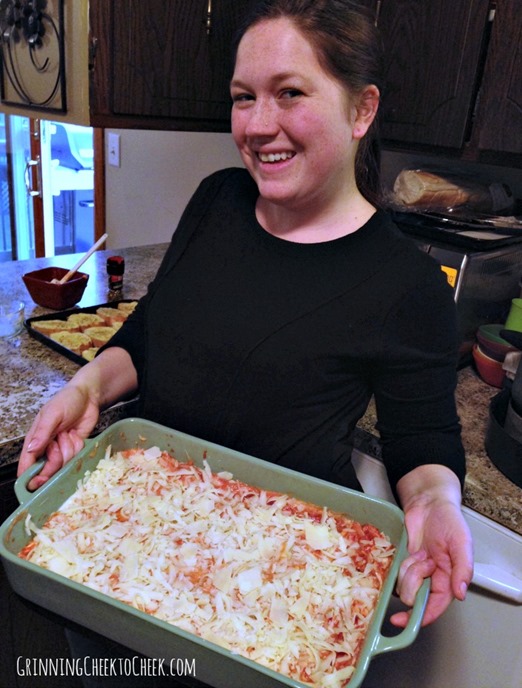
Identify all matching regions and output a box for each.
[107,255,125,294]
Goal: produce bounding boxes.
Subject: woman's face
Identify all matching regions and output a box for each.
[230,17,375,215]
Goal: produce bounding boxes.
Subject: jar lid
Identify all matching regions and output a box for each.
[107,256,125,275]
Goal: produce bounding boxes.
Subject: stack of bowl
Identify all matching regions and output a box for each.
[473,324,516,388]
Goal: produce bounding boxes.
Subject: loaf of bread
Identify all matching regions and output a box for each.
[67,312,105,331]
[50,331,93,355]
[31,319,80,336]
[83,326,116,347]
[392,169,490,209]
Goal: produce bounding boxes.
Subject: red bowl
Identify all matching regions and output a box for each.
[22,267,89,310]
[472,343,505,388]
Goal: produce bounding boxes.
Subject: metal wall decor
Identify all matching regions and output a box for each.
[0,0,66,112]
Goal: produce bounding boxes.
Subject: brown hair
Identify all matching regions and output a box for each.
[232,0,384,207]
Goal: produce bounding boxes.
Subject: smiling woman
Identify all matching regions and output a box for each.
[230,16,379,242]
[18,1,473,684]
[231,8,379,243]
[231,0,383,209]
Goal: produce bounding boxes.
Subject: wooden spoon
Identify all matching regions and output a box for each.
[51,233,108,284]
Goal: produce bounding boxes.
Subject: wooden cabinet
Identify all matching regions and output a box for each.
[376,0,491,149]
[0,0,243,131]
[1,1,520,159]
[89,0,245,131]
[376,0,522,161]
[470,1,522,159]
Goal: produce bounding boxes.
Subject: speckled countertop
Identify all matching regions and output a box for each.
[1,244,521,535]
[0,244,166,467]
[356,367,522,535]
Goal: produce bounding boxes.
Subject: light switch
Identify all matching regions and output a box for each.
[107,132,121,167]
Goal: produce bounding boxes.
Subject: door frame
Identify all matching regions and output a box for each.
[29,119,45,256]
[93,128,105,244]
[32,124,105,256]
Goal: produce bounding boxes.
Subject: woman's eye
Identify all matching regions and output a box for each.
[280,89,303,99]
[231,92,254,104]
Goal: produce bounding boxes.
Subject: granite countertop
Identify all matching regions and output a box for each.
[1,244,521,536]
[356,367,522,536]
[0,244,168,466]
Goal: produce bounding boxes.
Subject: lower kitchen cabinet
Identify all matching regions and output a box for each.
[0,464,17,523]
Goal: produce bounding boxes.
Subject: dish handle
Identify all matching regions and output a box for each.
[15,435,100,506]
[14,460,47,505]
[372,577,430,655]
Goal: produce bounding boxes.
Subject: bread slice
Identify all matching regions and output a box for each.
[117,301,138,315]
[82,347,99,362]
[31,319,80,336]
[96,307,127,326]
[67,312,105,331]
[83,326,116,347]
[50,331,93,355]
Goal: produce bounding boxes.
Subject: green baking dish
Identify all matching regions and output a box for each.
[0,418,429,688]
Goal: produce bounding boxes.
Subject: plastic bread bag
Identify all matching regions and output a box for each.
[391,168,513,214]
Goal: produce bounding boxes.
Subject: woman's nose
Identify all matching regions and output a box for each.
[245,100,278,137]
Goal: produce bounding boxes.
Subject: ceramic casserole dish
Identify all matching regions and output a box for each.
[0,418,429,688]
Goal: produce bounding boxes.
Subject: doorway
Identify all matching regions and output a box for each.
[0,115,104,261]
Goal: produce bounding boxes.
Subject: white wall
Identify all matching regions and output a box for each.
[104,129,522,250]
[105,130,242,249]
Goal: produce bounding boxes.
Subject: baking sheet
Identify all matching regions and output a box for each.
[24,299,137,365]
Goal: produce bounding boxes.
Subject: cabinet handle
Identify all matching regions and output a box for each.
[89,36,98,70]
[24,158,41,198]
[206,0,212,35]
[375,0,382,27]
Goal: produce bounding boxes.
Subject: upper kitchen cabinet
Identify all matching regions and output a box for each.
[88,0,244,131]
[0,0,245,131]
[376,0,492,150]
[469,2,522,159]
[376,0,522,162]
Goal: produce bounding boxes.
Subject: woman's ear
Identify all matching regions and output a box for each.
[352,85,380,140]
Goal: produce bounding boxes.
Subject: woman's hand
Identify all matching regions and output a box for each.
[18,347,139,491]
[18,382,100,491]
[391,464,474,628]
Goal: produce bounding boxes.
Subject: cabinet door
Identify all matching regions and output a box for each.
[471,2,522,156]
[90,0,244,130]
[377,0,491,149]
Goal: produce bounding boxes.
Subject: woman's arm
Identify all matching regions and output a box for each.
[18,347,138,491]
[369,254,472,626]
[391,463,474,627]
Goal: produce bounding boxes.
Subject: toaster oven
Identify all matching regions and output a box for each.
[393,212,522,363]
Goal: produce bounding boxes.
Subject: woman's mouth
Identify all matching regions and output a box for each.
[258,151,295,163]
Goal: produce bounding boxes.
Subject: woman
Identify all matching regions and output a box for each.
[19,0,472,639]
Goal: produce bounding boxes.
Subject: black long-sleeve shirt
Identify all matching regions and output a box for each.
[106,168,465,492]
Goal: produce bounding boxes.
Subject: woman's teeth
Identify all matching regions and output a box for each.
[259,152,295,163]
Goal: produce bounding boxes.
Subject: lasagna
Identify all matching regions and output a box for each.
[20,446,395,687]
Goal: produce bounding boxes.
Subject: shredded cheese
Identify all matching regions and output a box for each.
[20,446,395,687]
